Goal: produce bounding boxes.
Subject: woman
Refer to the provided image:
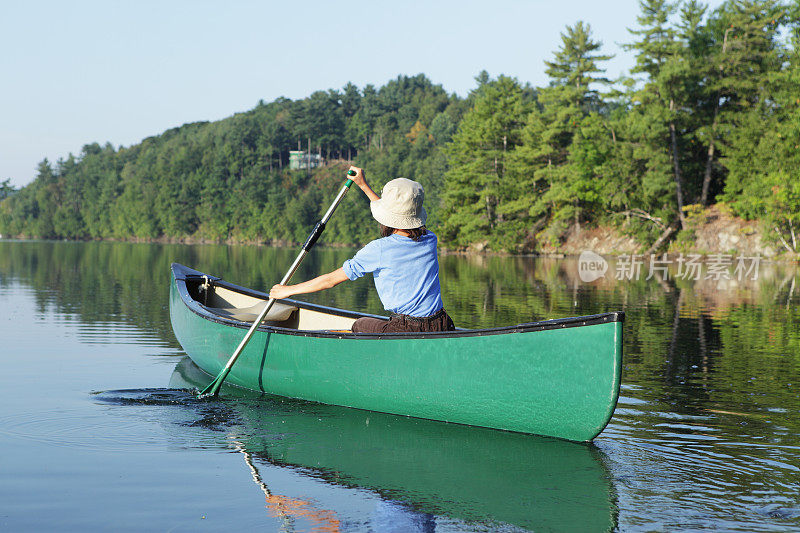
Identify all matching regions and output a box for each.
[269,166,455,333]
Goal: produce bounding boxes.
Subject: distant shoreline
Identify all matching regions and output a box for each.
[3,211,798,263]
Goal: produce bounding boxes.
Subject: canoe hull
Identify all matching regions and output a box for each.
[169,263,622,441]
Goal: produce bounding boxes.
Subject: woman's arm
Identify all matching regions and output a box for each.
[269,267,350,300]
[349,166,380,202]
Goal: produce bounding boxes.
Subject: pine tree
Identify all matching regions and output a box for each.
[625,0,693,229]
[702,0,789,204]
[443,75,531,247]
[512,21,612,242]
[722,3,800,252]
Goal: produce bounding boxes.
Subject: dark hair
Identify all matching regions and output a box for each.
[380,224,428,242]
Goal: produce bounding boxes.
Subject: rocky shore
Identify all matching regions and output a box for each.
[539,205,792,259]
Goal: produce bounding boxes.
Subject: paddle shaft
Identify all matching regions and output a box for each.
[199,172,355,398]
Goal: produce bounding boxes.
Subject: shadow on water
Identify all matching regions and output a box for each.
[94,357,619,532]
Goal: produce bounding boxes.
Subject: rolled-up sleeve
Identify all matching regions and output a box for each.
[342,240,382,280]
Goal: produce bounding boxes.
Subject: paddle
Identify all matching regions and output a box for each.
[198,170,357,399]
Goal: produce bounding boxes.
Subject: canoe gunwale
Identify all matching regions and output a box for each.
[171,262,624,340]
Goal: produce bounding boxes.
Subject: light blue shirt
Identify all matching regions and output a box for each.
[342,232,444,317]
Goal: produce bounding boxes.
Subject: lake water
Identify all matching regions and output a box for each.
[1,240,798,532]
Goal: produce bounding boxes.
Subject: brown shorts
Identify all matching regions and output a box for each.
[351,308,456,334]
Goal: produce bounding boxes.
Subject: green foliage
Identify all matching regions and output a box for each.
[0,75,460,246]
[0,179,16,201]
[721,14,800,252]
[2,1,798,254]
[504,21,614,246]
[443,75,533,248]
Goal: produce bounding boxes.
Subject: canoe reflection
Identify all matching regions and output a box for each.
[170,357,618,531]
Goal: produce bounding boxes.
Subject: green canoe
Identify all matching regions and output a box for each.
[169,262,623,441]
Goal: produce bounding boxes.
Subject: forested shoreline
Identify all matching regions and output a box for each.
[2,0,799,254]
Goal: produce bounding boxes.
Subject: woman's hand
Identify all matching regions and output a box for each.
[348,166,366,187]
[269,284,294,300]
[348,166,379,202]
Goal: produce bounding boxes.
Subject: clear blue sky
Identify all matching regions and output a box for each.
[1,0,725,187]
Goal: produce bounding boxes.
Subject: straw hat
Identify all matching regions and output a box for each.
[370,178,427,229]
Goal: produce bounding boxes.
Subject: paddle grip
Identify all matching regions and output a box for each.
[303,221,326,251]
[345,169,356,187]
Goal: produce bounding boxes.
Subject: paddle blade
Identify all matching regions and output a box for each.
[197,369,229,399]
